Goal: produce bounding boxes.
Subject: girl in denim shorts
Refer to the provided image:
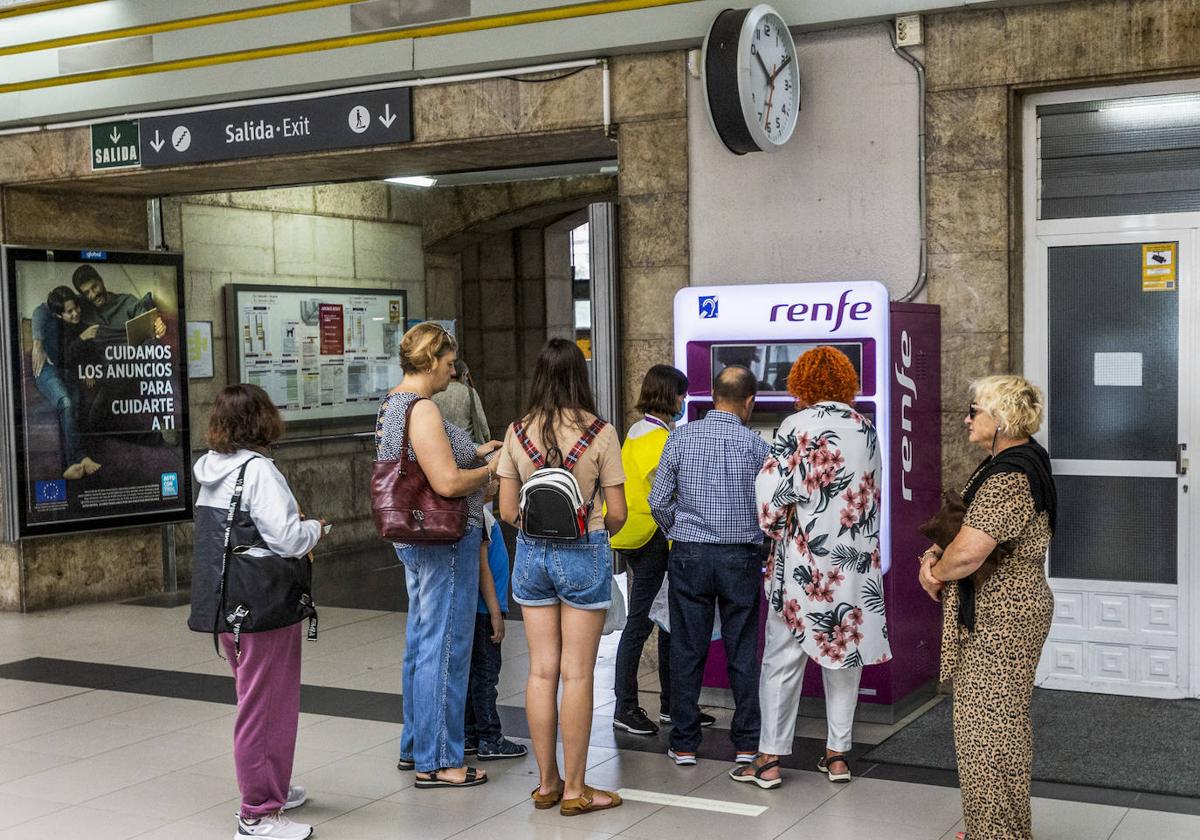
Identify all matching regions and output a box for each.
[497,338,627,817]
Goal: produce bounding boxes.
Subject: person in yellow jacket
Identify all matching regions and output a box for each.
[611,365,711,735]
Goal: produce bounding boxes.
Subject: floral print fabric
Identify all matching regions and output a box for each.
[755,401,891,669]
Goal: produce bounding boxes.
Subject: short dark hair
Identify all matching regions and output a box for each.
[713,365,757,405]
[46,286,80,316]
[206,384,285,454]
[72,264,102,291]
[635,365,688,416]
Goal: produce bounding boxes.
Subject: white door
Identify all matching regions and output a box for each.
[1026,227,1195,699]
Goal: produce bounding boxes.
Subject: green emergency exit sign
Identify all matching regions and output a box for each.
[90,120,140,170]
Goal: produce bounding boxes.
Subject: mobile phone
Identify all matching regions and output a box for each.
[323,523,333,534]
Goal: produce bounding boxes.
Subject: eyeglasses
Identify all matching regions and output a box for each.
[967,403,981,420]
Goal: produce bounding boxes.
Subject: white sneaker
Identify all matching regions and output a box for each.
[283,785,308,810]
[236,812,313,839]
[667,748,697,766]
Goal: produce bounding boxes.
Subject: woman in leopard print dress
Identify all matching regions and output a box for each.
[917,375,1056,840]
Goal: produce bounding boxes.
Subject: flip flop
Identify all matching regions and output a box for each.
[414,767,487,788]
[396,758,415,772]
[729,758,782,790]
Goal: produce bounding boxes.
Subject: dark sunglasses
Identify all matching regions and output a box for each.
[967,403,981,420]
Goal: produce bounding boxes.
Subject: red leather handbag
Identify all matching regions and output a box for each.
[371,396,468,543]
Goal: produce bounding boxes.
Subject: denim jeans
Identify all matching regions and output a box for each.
[397,526,481,772]
[667,541,762,753]
[614,528,670,715]
[34,365,84,467]
[464,612,503,744]
[512,530,612,609]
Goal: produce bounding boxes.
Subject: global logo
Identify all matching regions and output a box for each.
[699,295,719,319]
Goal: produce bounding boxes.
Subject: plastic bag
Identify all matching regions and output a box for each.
[602,572,627,635]
[646,575,721,640]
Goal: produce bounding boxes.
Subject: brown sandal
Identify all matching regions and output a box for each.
[530,783,564,810]
[559,785,622,817]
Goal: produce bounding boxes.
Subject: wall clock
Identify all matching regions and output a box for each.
[702,4,801,154]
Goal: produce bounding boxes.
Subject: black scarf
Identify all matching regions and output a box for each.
[956,438,1056,630]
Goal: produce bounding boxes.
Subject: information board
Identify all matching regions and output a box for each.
[0,247,192,539]
[224,284,407,425]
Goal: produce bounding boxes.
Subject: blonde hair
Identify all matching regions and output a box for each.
[971,374,1044,438]
[400,322,456,374]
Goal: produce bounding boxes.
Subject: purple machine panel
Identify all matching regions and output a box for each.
[673,284,942,718]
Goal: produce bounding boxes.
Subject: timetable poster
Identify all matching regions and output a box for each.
[0,247,192,538]
[226,285,407,424]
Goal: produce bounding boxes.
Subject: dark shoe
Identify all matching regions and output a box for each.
[658,710,715,727]
[464,738,478,756]
[613,707,659,735]
[477,737,528,760]
[414,767,488,789]
[397,758,415,772]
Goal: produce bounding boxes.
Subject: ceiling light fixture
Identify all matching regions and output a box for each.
[386,175,437,187]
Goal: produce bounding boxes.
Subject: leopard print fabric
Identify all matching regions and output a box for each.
[939,471,1054,840]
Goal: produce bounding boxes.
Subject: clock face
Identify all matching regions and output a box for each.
[741,10,800,149]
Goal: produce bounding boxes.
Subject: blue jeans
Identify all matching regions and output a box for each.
[512,530,612,609]
[396,526,481,772]
[464,612,503,744]
[667,541,762,753]
[34,365,84,467]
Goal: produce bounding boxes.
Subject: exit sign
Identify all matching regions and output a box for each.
[90,120,140,170]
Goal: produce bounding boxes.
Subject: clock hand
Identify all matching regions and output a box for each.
[754,48,772,83]
[768,53,793,84]
[763,63,777,129]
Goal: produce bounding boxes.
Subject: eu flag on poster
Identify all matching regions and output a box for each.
[35,480,66,504]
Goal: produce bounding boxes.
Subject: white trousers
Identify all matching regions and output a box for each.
[758,608,863,754]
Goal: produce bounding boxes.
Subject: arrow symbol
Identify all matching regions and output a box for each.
[109,126,121,144]
[379,104,397,128]
[149,129,164,152]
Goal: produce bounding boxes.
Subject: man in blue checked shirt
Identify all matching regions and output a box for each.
[648,365,769,767]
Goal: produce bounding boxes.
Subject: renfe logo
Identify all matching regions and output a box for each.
[768,289,871,332]
[895,330,916,501]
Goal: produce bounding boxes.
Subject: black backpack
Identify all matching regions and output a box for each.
[514,419,606,540]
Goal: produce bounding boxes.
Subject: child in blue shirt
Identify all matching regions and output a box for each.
[465,507,528,760]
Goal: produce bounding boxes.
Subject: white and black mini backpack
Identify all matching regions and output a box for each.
[514,418,606,540]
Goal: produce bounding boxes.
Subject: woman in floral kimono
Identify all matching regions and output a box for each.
[730,346,889,791]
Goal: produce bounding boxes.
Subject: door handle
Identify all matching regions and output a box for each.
[1178,443,1189,476]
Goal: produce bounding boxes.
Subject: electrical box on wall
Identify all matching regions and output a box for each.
[895,14,922,47]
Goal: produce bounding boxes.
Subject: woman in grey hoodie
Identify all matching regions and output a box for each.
[191,384,325,840]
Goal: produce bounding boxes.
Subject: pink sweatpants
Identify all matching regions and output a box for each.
[221,622,302,819]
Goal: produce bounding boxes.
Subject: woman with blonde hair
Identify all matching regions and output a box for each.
[735,346,888,790]
[377,322,502,789]
[918,374,1056,840]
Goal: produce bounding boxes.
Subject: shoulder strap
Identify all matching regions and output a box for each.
[563,419,607,472]
[213,456,259,658]
[513,421,546,469]
[399,396,425,465]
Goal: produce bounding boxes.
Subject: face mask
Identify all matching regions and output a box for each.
[671,406,685,422]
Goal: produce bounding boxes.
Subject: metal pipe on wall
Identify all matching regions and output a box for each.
[887,22,927,303]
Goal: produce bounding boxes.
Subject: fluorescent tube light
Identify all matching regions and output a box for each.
[386,176,437,187]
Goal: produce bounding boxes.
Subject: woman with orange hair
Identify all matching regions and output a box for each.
[730,346,889,791]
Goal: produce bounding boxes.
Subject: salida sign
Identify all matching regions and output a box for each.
[90,121,141,171]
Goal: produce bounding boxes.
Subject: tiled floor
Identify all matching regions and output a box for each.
[0,602,1196,839]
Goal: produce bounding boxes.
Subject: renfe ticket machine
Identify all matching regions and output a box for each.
[674,281,942,718]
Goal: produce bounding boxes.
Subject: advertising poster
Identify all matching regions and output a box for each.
[225,285,406,425]
[1,248,192,538]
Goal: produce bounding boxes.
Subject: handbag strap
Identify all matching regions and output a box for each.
[213,456,259,659]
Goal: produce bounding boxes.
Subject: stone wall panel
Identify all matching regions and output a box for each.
[928,252,1010,334]
[927,170,1008,255]
[926,87,1008,174]
[618,118,688,197]
[612,53,687,123]
[619,193,688,269]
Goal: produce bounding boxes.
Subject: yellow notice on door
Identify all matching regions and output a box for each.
[1142,243,1177,292]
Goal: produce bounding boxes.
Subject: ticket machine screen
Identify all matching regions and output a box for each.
[711,342,865,394]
